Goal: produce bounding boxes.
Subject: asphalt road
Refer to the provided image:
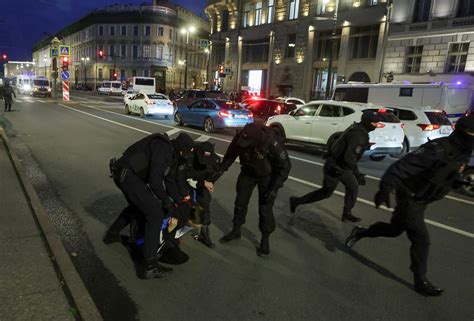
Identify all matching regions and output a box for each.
[2,92,473,321]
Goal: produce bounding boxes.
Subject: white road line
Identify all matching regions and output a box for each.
[75,103,474,207]
[165,128,181,136]
[36,100,46,104]
[195,135,211,142]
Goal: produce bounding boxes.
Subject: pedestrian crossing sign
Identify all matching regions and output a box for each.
[59,45,70,56]
[50,48,59,57]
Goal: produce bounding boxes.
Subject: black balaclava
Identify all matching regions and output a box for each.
[449,115,474,151]
[173,133,195,163]
[360,110,383,132]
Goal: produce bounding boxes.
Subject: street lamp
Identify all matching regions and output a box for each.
[178,59,185,89]
[180,26,196,89]
[81,57,90,87]
[204,48,210,89]
[43,57,48,77]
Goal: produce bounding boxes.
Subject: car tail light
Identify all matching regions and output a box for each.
[219,110,230,117]
[417,124,440,131]
[374,122,385,128]
[276,104,282,114]
[248,112,254,118]
[378,108,387,113]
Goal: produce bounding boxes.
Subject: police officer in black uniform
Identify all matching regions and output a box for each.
[346,115,474,296]
[214,123,291,256]
[104,132,195,279]
[289,111,385,222]
[2,81,16,112]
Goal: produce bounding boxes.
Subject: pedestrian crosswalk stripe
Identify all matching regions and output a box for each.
[165,128,180,136]
[195,135,210,142]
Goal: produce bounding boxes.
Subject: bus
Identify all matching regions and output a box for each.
[126,77,156,94]
[333,82,472,122]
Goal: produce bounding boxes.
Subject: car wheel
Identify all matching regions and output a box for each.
[369,155,386,162]
[125,104,130,114]
[460,168,474,197]
[204,117,214,133]
[139,108,145,118]
[174,112,183,125]
[391,138,409,158]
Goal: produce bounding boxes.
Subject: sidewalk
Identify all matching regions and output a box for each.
[0,129,102,321]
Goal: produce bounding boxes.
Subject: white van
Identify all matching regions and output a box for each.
[126,77,155,94]
[333,82,472,122]
[98,80,122,95]
[31,76,51,97]
[16,75,33,95]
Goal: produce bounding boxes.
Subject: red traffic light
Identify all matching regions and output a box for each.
[98,50,104,58]
[1,54,7,61]
[62,56,69,63]
[113,72,117,77]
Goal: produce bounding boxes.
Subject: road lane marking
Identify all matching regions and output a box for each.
[195,135,211,142]
[72,103,474,207]
[166,128,181,136]
[36,100,46,104]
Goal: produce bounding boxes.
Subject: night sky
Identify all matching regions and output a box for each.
[0,0,207,61]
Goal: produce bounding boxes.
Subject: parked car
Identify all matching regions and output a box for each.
[123,89,139,105]
[175,90,228,108]
[275,97,306,107]
[391,107,454,156]
[242,98,297,123]
[266,100,404,161]
[174,99,253,133]
[125,92,174,118]
[459,154,474,197]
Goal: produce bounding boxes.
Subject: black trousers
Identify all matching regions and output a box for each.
[196,185,212,226]
[233,172,275,235]
[295,162,359,215]
[4,98,12,111]
[109,168,165,258]
[362,190,430,275]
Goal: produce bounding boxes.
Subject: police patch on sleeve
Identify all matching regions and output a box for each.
[356,145,363,154]
[280,151,288,160]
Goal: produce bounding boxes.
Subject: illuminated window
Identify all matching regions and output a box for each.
[404,46,423,73]
[143,45,151,58]
[268,0,274,23]
[446,42,469,73]
[255,2,263,26]
[289,0,300,20]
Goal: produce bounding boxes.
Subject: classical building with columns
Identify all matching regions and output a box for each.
[205,0,390,100]
[382,0,474,86]
[32,0,209,91]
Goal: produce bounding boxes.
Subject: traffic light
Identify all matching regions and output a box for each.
[61,56,69,71]
[98,50,104,59]
[219,64,225,78]
[113,72,117,80]
[1,53,7,62]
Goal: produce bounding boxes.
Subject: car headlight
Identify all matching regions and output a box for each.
[33,88,38,91]
[47,88,51,92]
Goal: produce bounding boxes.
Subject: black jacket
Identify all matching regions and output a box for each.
[116,133,183,205]
[216,128,291,191]
[380,137,470,203]
[327,123,370,174]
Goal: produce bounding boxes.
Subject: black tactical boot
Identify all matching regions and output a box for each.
[198,225,215,248]
[103,231,121,244]
[414,275,443,296]
[138,257,173,279]
[257,234,270,257]
[342,212,362,223]
[345,226,367,248]
[219,226,242,243]
[289,197,298,214]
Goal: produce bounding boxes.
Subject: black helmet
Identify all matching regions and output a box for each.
[360,110,385,131]
[236,123,264,148]
[173,133,195,158]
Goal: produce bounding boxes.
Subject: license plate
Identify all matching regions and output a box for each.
[234,115,247,119]
[440,127,451,134]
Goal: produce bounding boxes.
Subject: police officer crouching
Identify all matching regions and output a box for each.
[105,132,195,279]
[346,115,474,296]
[289,110,385,222]
[213,123,291,256]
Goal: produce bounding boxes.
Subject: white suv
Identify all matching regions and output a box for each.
[391,107,454,155]
[266,100,405,160]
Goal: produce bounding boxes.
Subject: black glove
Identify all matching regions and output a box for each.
[355,173,366,186]
[263,189,278,204]
[374,188,391,209]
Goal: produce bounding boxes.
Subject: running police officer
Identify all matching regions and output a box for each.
[289,110,385,222]
[346,115,474,296]
[214,123,291,256]
[104,132,195,279]
[2,81,16,112]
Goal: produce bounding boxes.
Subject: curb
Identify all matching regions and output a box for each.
[0,128,103,321]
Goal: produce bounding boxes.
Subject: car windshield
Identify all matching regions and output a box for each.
[112,83,121,88]
[33,80,49,86]
[425,112,451,125]
[364,109,400,123]
[148,94,166,100]
[219,101,242,110]
[206,91,228,99]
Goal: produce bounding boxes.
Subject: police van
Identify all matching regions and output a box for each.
[14,75,33,95]
[30,76,52,97]
[333,82,471,122]
[98,80,122,95]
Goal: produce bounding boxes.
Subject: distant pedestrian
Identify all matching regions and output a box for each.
[2,82,16,112]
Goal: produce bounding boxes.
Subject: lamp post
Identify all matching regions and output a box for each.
[181,26,196,90]
[43,56,48,78]
[178,59,185,89]
[205,48,210,90]
[81,57,90,87]
[324,0,340,99]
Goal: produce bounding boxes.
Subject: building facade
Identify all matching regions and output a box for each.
[383,0,474,86]
[32,1,210,91]
[205,0,390,100]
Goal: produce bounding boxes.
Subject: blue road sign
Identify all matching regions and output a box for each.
[59,45,70,56]
[61,71,70,81]
[50,48,59,57]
